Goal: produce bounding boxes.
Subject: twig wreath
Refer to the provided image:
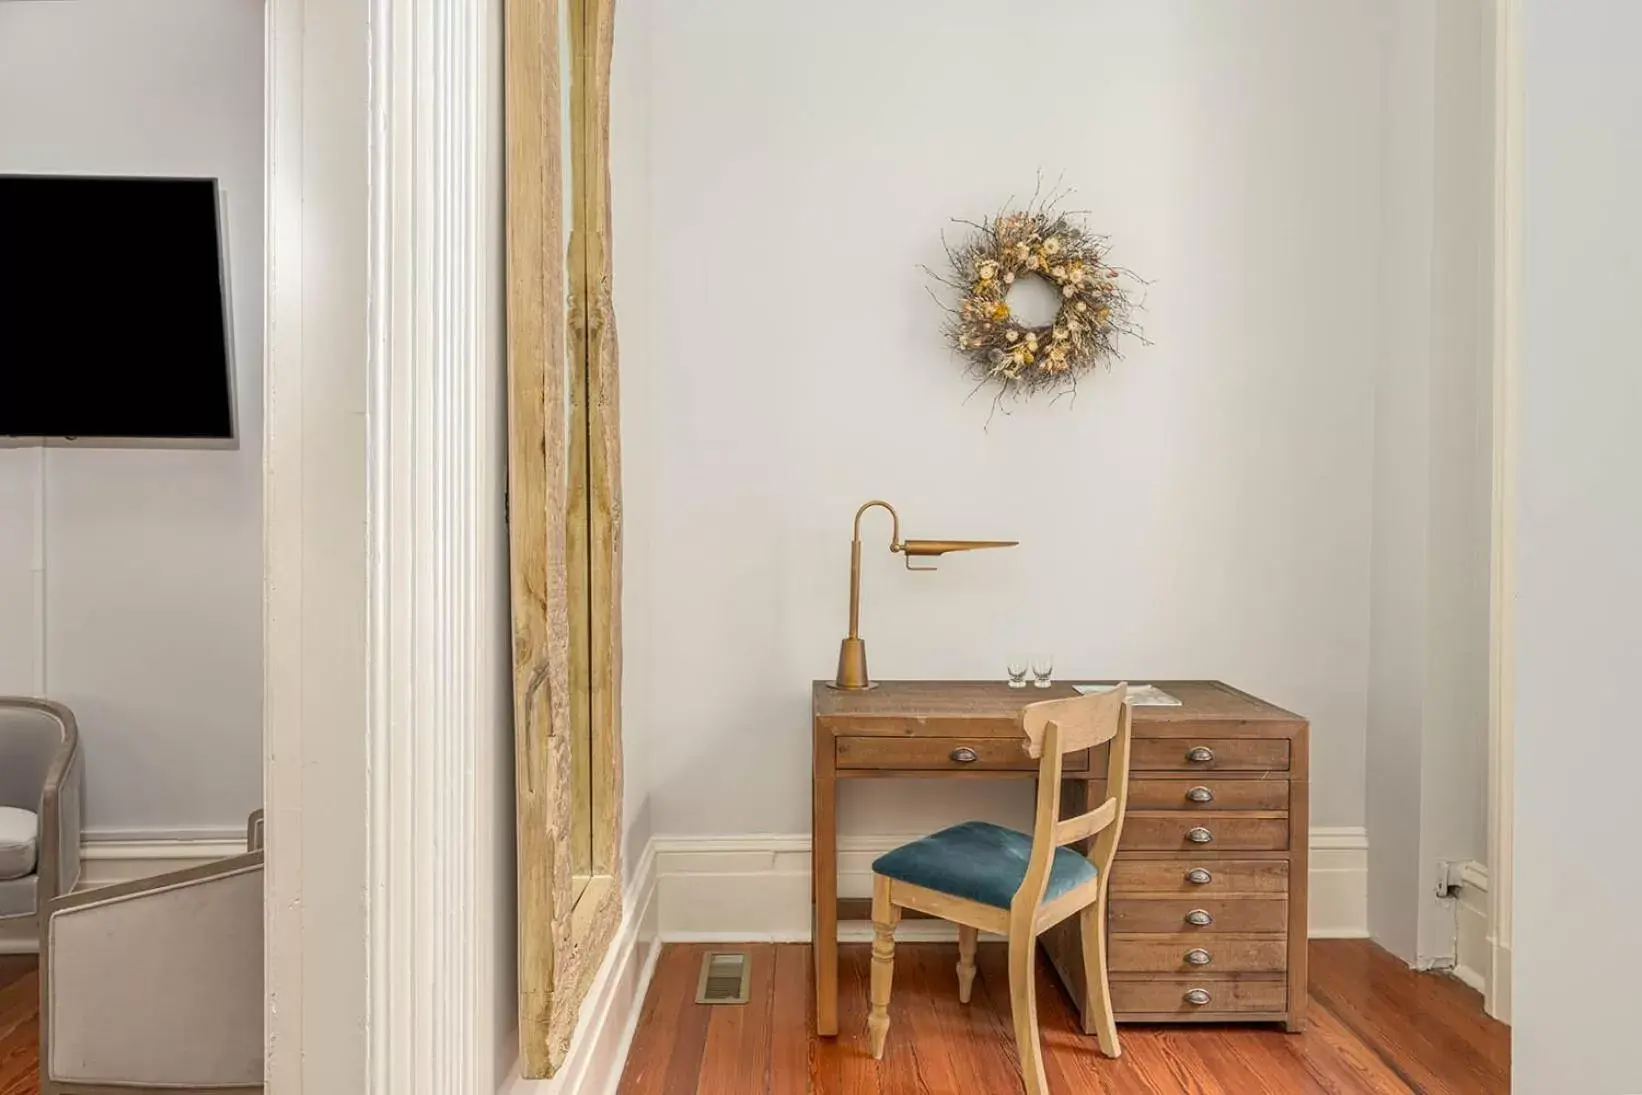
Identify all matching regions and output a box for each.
[930,195,1146,404]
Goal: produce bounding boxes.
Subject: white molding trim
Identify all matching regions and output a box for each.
[653,828,1370,943]
[264,0,375,1089]
[0,835,250,954]
[1485,0,1521,1028]
[503,842,662,1095]
[1454,860,1491,994]
[365,0,504,1091]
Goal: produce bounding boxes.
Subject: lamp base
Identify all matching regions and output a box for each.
[833,637,870,690]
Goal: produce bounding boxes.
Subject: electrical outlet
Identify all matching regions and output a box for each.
[1434,859,1462,899]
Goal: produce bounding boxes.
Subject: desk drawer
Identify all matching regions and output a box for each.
[1111,977,1287,1016]
[1109,858,1290,896]
[1108,896,1289,934]
[1109,934,1287,974]
[1120,814,1289,851]
[835,736,1087,772]
[1131,738,1289,773]
[1090,778,1289,812]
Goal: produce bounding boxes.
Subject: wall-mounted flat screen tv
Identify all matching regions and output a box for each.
[0,175,234,441]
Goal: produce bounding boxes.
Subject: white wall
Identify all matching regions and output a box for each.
[629,0,1382,843]
[1365,0,1495,968]
[616,0,656,885]
[1516,1,1642,1089]
[0,0,264,837]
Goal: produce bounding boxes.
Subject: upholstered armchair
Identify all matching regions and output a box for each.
[39,810,265,1093]
[0,698,83,928]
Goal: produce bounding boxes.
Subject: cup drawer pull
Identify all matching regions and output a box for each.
[1186,785,1214,803]
[1187,827,1214,844]
[949,746,978,763]
[1186,746,1216,763]
[1185,908,1214,927]
[1185,867,1214,885]
[1184,988,1212,1006]
[1185,948,1213,967]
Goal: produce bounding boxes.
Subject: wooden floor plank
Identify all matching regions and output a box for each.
[698,943,776,1094]
[1311,941,1508,1095]
[766,944,811,1095]
[617,943,713,1094]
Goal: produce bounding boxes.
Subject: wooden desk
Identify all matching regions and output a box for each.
[812,680,1309,1037]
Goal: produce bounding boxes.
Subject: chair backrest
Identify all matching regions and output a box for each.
[0,698,73,812]
[1012,686,1134,915]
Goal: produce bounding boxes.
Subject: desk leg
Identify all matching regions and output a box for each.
[813,731,839,1036]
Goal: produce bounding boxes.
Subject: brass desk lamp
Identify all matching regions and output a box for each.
[832,500,1017,690]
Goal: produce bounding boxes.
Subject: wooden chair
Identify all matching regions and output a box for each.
[867,685,1133,1094]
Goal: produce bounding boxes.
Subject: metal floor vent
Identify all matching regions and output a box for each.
[695,950,752,1005]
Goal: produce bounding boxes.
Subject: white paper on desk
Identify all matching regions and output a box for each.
[1072,683,1182,706]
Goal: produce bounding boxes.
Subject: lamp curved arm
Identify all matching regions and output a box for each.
[852,499,902,551]
[848,500,899,639]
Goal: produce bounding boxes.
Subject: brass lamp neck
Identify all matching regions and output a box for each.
[852,499,901,551]
[847,501,897,640]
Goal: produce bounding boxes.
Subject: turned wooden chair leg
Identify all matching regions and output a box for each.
[956,924,978,1004]
[1080,895,1121,1058]
[1006,933,1049,1095]
[867,874,900,1060]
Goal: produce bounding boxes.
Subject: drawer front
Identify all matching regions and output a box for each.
[1109,934,1288,974]
[1120,814,1289,851]
[1108,897,1289,934]
[1112,978,1287,1016]
[835,736,1088,773]
[1090,778,1289,812]
[1109,858,1290,896]
[1131,738,1290,773]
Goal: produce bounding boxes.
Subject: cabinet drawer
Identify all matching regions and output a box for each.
[1121,814,1289,851]
[1131,738,1289,772]
[1112,977,1287,1016]
[1091,778,1288,812]
[1108,897,1289,934]
[1109,934,1287,974]
[835,736,1088,772]
[1109,858,1290,896]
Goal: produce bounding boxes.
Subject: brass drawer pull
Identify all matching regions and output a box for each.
[1185,948,1212,967]
[949,746,978,764]
[1186,746,1215,763]
[1186,785,1214,804]
[1184,988,1212,1006]
[1186,826,1214,844]
[1185,908,1214,927]
[1185,867,1213,885]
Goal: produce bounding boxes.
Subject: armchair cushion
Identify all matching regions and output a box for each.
[0,806,37,880]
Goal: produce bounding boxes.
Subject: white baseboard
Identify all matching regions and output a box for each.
[502,840,660,1095]
[1488,940,1511,1024]
[654,827,1369,942]
[0,830,248,954]
[1454,859,1491,994]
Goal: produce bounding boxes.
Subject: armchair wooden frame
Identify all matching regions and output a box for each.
[868,686,1134,1095]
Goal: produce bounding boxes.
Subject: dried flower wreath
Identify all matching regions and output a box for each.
[931,198,1145,402]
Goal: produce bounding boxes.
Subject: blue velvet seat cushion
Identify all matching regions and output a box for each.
[871,821,1097,910]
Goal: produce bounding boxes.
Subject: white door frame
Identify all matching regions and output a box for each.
[1484,0,1521,1026]
[265,0,501,1090]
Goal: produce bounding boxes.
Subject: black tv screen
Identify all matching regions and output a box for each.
[0,175,234,440]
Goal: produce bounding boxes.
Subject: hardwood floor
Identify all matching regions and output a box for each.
[0,941,1510,1094]
[618,941,1509,1094]
[0,956,38,1095]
